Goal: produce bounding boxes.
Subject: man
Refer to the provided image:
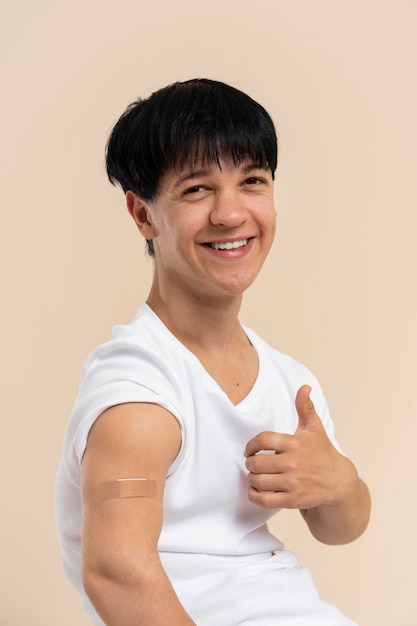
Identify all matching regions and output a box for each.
[55,78,371,625]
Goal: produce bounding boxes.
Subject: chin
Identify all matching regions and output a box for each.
[217,276,258,297]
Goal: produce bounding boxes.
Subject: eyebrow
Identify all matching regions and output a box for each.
[172,169,210,189]
[172,162,269,189]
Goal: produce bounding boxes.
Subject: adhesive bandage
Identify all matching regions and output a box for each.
[98,477,157,500]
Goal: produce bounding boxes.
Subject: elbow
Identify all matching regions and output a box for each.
[82,567,109,609]
[82,550,161,614]
[82,560,124,611]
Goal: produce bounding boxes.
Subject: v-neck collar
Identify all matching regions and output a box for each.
[138,303,265,409]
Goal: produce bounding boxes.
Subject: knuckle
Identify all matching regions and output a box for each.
[248,486,278,509]
[258,431,277,450]
[249,456,263,473]
[255,475,271,492]
[255,490,273,508]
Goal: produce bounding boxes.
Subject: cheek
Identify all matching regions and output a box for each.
[154,216,195,252]
[261,209,277,252]
[271,213,277,235]
[262,205,277,233]
[148,206,173,240]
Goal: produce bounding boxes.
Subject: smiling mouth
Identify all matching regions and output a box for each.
[206,238,249,250]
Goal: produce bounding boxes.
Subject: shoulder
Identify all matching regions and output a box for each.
[80,303,185,395]
[244,325,315,380]
[244,325,330,416]
[244,327,344,449]
[69,304,189,463]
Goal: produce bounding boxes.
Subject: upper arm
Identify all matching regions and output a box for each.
[81,402,181,580]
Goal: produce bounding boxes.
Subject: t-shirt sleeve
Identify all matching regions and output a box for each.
[65,338,185,468]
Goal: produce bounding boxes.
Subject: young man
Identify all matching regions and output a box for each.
[55,78,370,625]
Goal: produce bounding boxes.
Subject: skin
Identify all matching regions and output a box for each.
[81,158,371,624]
[245,385,371,545]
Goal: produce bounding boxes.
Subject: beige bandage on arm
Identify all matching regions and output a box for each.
[98,478,157,500]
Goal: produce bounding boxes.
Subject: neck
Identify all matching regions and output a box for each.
[146,283,245,354]
[146,277,258,407]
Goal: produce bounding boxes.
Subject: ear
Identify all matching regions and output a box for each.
[126,190,158,239]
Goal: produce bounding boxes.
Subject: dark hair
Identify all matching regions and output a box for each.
[105,78,278,256]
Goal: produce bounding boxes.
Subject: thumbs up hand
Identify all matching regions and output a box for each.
[294,384,323,433]
[244,385,357,512]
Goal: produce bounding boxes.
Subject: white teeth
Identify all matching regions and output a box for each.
[210,239,248,250]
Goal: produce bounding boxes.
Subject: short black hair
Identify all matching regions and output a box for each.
[105,78,278,256]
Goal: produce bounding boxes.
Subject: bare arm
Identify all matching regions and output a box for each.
[244,385,371,545]
[81,402,196,625]
[299,474,370,545]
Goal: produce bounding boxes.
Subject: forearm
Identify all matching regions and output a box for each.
[83,556,196,626]
[301,476,371,545]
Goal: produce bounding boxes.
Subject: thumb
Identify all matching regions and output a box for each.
[295,385,320,432]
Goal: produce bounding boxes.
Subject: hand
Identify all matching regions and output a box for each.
[244,385,357,510]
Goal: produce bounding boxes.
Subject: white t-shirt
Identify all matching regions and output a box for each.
[55,304,357,625]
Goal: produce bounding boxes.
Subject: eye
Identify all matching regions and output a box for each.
[244,177,264,186]
[183,185,207,195]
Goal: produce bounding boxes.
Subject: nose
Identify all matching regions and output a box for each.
[209,189,248,228]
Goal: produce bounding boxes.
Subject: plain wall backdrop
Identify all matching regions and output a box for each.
[1,1,416,624]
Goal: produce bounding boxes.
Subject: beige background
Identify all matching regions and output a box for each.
[1,1,416,624]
